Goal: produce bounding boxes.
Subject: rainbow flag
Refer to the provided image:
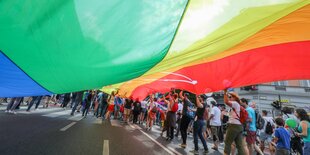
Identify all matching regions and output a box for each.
[0,0,309,99]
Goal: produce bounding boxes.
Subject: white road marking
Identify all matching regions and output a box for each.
[68,113,83,121]
[60,122,76,131]
[0,106,28,111]
[128,123,181,155]
[43,110,71,118]
[103,140,109,155]
[18,108,61,114]
[93,118,103,124]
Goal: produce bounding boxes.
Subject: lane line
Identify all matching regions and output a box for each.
[60,122,76,131]
[128,123,180,155]
[68,114,83,121]
[103,140,109,155]
[43,110,71,118]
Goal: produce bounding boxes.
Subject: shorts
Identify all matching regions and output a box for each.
[211,126,220,142]
[246,130,256,144]
[124,108,131,115]
[108,104,114,112]
[259,132,272,143]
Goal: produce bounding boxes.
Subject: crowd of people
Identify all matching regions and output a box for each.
[2,88,310,155]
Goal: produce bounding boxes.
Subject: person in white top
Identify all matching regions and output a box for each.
[259,110,276,155]
[208,100,221,151]
[223,89,245,155]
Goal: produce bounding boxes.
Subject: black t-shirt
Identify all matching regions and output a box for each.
[196,102,207,120]
[133,101,141,112]
[124,99,133,109]
[101,93,108,105]
[182,98,193,116]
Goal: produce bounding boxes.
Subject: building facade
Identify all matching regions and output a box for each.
[234,80,310,115]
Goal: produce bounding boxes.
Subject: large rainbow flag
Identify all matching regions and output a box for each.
[1,0,309,99]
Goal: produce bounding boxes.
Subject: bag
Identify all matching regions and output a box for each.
[256,111,265,130]
[265,120,273,135]
[186,105,195,120]
[171,102,178,112]
[233,106,248,124]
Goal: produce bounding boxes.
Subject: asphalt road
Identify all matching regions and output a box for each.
[0,105,224,155]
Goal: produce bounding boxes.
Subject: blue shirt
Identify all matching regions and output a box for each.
[275,127,290,150]
[246,107,256,131]
[114,97,122,105]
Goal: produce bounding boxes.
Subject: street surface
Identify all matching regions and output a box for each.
[0,103,223,155]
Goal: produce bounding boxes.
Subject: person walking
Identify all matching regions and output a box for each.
[273,117,291,155]
[259,110,275,155]
[163,94,178,141]
[223,89,246,155]
[123,98,132,123]
[70,91,84,116]
[6,97,23,114]
[209,100,221,151]
[132,99,141,124]
[26,96,42,112]
[295,108,310,155]
[179,91,194,148]
[146,97,157,130]
[241,98,257,154]
[190,95,209,155]
[105,91,116,120]
[82,91,92,117]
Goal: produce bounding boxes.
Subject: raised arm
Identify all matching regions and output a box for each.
[196,95,203,108]
[179,90,184,100]
[223,89,232,107]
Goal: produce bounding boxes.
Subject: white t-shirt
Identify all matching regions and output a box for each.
[210,106,221,126]
[141,101,147,109]
[228,101,242,125]
[178,103,183,112]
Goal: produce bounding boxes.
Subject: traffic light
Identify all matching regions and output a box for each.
[271,100,281,109]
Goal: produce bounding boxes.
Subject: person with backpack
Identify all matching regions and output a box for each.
[223,90,246,155]
[162,93,178,141]
[259,110,275,155]
[295,108,310,155]
[179,91,194,148]
[189,95,209,155]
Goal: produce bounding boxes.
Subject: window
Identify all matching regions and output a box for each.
[300,80,310,87]
[272,81,288,86]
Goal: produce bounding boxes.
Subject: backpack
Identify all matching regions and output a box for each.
[171,102,178,112]
[265,120,273,135]
[233,106,248,124]
[256,111,265,130]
